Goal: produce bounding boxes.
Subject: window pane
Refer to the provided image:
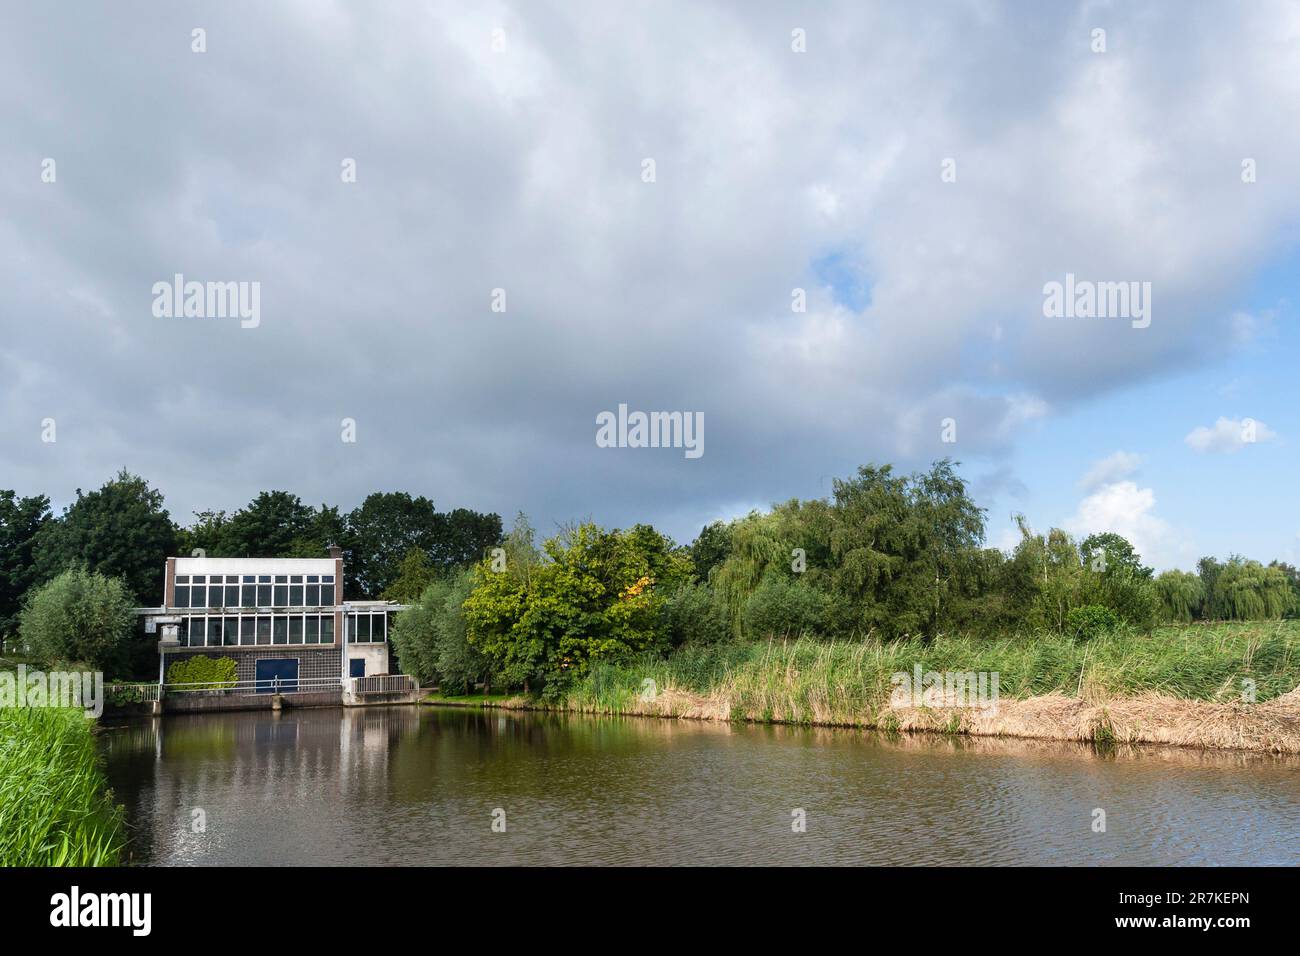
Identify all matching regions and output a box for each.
[207,618,223,647]
[256,616,271,645]
[305,584,320,606]
[290,584,304,607]
[257,584,272,605]
[273,584,288,605]
[224,616,238,646]
[240,617,255,646]
[273,617,287,645]
[346,615,356,643]
[208,585,223,609]
[305,616,319,644]
[374,614,386,642]
[174,585,190,608]
[176,575,190,584]
[188,617,204,647]
[274,575,288,583]
[289,617,303,644]
[321,616,335,643]
[241,583,256,606]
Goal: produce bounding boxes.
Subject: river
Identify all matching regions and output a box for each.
[99,705,1300,866]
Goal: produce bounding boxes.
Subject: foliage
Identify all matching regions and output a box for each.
[659,580,729,647]
[0,707,125,866]
[1155,570,1204,624]
[1207,558,1294,621]
[0,490,52,637]
[390,570,484,692]
[1064,604,1120,641]
[165,655,238,689]
[33,470,175,604]
[18,569,135,673]
[743,571,829,638]
[381,548,439,604]
[690,521,732,582]
[464,521,690,699]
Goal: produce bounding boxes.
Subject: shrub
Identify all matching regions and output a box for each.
[166,655,237,689]
[743,572,829,638]
[18,568,134,672]
[1065,605,1120,641]
[660,581,729,647]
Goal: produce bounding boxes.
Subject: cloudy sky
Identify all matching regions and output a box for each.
[3,1,1299,570]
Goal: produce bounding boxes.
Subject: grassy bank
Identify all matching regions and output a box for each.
[454,622,1300,752]
[0,707,125,866]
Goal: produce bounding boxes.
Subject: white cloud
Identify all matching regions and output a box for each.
[1079,451,1142,490]
[1065,480,1177,570]
[1184,417,1277,454]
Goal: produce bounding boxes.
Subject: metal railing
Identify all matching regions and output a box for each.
[106,682,161,702]
[351,674,417,696]
[164,677,343,696]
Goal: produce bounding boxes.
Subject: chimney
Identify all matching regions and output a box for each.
[327,543,342,560]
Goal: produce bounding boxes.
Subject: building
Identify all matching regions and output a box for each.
[136,546,412,708]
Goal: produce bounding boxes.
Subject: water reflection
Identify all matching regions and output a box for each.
[98,706,1300,866]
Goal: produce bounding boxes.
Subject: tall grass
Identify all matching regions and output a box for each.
[565,621,1300,725]
[0,707,125,866]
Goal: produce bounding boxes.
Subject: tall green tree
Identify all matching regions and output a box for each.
[220,491,318,558]
[345,492,440,597]
[0,491,52,637]
[34,471,176,604]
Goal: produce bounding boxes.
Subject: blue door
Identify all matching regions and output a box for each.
[255,658,298,693]
[349,658,366,678]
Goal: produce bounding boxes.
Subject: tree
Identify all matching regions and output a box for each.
[33,471,176,604]
[390,570,485,693]
[690,521,732,582]
[345,492,440,598]
[0,491,52,638]
[1080,532,1153,579]
[1208,558,1293,620]
[829,460,986,638]
[19,568,135,673]
[381,548,439,604]
[220,491,317,558]
[430,508,503,571]
[464,521,689,698]
[1155,570,1204,623]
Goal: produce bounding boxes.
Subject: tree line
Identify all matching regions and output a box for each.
[390,459,1300,700]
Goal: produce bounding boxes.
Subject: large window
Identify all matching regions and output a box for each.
[257,576,272,606]
[241,576,256,607]
[347,612,387,644]
[273,576,288,606]
[290,576,304,607]
[174,576,190,608]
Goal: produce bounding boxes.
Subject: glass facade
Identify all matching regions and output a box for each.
[346,611,388,645]
[174,573,334,609]
[181,613,343,648]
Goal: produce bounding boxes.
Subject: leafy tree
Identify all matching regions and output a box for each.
[1196,556,1224,619]
[0,491,52,637]
[464,521,689,698]
[659,580,729,647]
[1080,532,1153,579]
[829,460,985,638]
[429,508,503,571]
[221,491,317,558]
[690,521,732,582]
[743,571,829,638]
[1208,558,1293,620]
[174,509,230,558]
[1267,561,1300,619]
[19,568,135,673]
[390,570,486,693]
[33,471,176,604]
[345,492,439,597]
[1154,569,1204,623]
[381,548,439,604]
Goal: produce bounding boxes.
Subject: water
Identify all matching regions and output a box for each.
[99,705,1300,866]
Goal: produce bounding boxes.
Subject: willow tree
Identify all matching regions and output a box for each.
[1154,569,1203,623]
[1210,558,1294,620]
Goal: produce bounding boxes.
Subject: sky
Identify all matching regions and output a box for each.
[2,1,1299,571]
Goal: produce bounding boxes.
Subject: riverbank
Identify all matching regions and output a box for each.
[425,622,1300,753]
[0,707,125,865]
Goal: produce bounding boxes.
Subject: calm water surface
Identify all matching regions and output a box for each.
[99,706,1300,865]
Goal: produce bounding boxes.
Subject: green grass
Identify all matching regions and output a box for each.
[561,620,1300,724]
[0,707,125,866]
